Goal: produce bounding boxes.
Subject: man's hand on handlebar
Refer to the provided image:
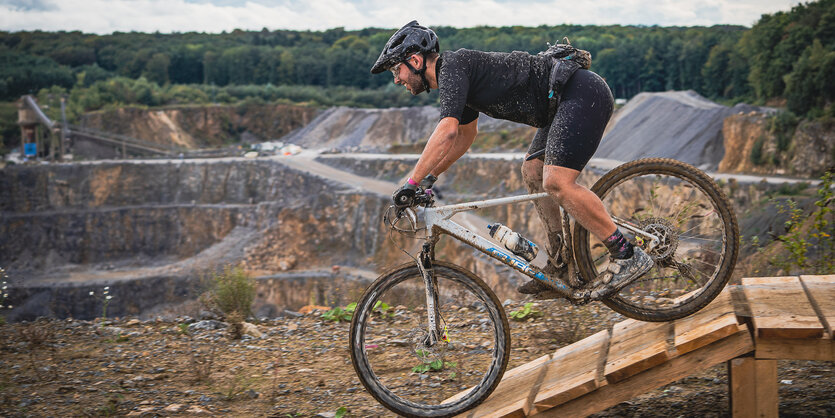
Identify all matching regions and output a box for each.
[392,182,418,208]
[392,175,437,211]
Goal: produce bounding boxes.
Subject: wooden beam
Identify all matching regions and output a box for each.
[604,319,672,383]
[449,353,552,417]
[674,289,740,355]
[741,276,824,339]
[755,337,835,361]
[799,275,835,338]
[728,357,778,418]
[534,326,753,417]
[531,329,609,413]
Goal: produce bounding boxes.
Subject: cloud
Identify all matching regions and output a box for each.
[0,0,801,34]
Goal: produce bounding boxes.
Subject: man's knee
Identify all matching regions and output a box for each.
[521,158,544,190]
[542,174,576,202]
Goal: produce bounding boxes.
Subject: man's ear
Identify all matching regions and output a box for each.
[410,54,423,69]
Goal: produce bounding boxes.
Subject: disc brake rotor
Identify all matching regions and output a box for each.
[637,217,679,261]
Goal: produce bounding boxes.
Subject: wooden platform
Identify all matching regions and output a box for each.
[447,275,834,418]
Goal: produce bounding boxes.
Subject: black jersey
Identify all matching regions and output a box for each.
[437,48,553,128]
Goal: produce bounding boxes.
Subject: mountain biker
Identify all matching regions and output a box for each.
[372,21,654,298]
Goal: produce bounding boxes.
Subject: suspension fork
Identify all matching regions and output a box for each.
[418,237,442,347]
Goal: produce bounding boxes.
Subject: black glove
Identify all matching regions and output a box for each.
[392,182,418,207]
[420,174,442,199]
[419,174,437,192]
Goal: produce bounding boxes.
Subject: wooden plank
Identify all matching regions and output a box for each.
[741,276,824,339]
[450,353,552,417]
[604,319,672,383]
[728,357,778,418]
[755,337,835,361]
[531,330,609,412]
[799,275,835,338]
[674,289,740,355]
[536,326,754,417]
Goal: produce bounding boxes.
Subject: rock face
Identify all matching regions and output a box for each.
[0,158,391,320]
[596,91,740,169]
[787,120,835,177]
[79,104,319,148]
[719,113,834,178]
[718,112,773,174]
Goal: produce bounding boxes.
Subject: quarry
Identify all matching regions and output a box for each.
[2,90,830,321]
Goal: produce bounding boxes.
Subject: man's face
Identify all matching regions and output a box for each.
[391,55,425,95]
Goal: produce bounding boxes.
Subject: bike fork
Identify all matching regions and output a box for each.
[418,240,442,347]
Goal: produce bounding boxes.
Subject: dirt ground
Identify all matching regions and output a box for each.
[0,299,832,417]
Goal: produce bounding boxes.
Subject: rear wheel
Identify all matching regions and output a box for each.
[349,261,510,417]
[573,158,739,322]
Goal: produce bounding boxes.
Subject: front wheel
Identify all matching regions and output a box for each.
[573,158,740,322]
[349,261,510,418]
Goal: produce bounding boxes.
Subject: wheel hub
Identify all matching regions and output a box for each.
[638,217,679,261]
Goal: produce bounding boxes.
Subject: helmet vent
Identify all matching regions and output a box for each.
[390,34,406,49]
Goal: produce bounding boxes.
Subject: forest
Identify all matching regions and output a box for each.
[0,0,833,152]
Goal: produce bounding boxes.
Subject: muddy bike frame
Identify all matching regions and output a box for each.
[405,191,662,346]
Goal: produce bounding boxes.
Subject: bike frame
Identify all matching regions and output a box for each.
[411,192,662,345]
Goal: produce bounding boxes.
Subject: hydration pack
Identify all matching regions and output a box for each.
[538,39,592,112]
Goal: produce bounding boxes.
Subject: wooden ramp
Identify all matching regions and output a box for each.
[448,275,834,417]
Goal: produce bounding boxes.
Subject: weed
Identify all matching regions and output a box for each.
[372,301,394,318]
[770,172,835,274]
[0,267,10,324]
[812,171,834,273]
[217,369,258,401]
[335,406,348,418]
[509,302,543,321]
[321,303,356,322]
[177,323,190,335]
[89,286,113,325]
[201,266,256,319]
[226,311,245,340]
[187,339,216,383]
[412,357,458,373]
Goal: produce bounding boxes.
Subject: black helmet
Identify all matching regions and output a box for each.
[370,20,439,74]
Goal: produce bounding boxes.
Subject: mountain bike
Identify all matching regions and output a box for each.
[349,158,739,417]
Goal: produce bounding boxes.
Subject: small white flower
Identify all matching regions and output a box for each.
[89,291,95,296]
[7,305,11,309]
[104,286,110,290]
[2,285,6,290]
[106,295,112,300]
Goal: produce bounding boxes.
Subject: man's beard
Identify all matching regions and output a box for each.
[404,72,427,95]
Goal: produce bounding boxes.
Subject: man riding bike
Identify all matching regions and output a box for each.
[371,21,653,298]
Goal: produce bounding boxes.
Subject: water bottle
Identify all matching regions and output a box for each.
[487,223,539,262]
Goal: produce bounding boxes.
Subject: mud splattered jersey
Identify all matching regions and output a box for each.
[437,48,553,128]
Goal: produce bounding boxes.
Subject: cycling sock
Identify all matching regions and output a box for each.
[604,229,634,260]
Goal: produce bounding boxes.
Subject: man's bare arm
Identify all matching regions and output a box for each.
[431,119,477,176]
[409,117,460,182]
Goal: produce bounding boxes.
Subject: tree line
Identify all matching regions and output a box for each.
[0,0,833,119]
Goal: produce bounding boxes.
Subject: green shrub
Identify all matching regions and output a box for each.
[750,136,766,166]
[203,266,256,319]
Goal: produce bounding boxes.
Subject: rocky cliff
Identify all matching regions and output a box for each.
[79,103,319,148]
[719,113,834,178]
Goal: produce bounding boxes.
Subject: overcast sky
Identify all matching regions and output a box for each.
[1,0,802,34]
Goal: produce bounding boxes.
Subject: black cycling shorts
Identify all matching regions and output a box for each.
[527,69,614,171]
